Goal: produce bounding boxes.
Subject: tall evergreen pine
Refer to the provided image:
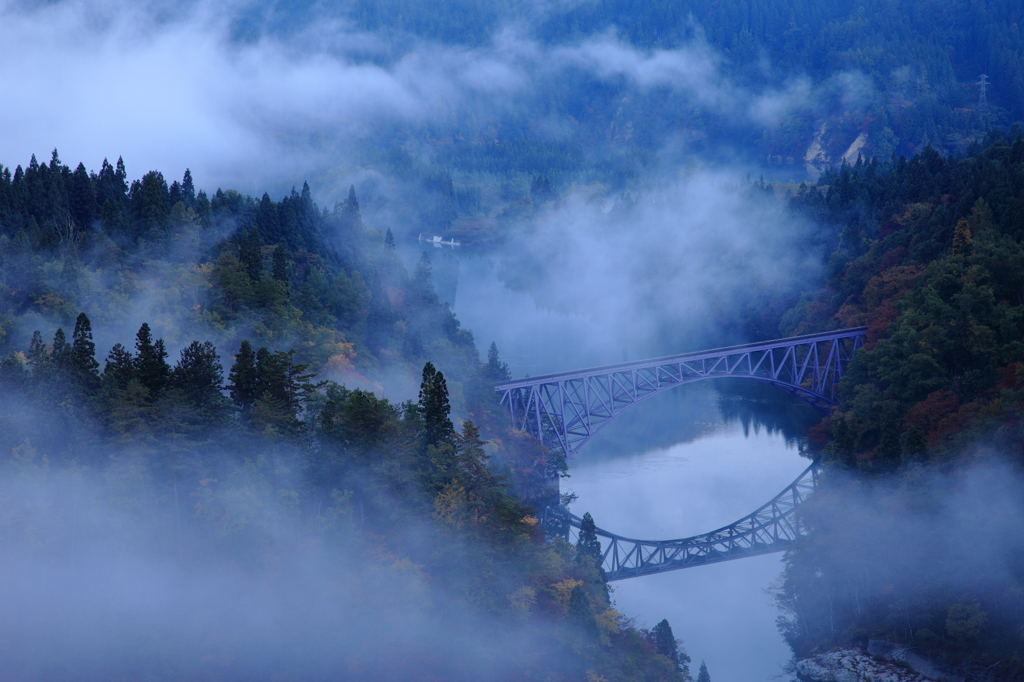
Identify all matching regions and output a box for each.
[103,343,135,391]
[419,361,454,448]
[134,323,170,397]
[228,340,259,413]
[172,341,226,417]
[51,328,72,372]
[70,312,100,393]
[272,246,289,284]
[652,619,689,675]
[576,512,602,565]
[27,331,51,376]
[486,341,511,382]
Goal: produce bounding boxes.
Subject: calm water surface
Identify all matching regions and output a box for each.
[447,253,815,682]
[568,413,808,682]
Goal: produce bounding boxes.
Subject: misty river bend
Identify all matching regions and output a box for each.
[448,252,820,682]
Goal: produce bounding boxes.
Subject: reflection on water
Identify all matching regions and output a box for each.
[565,390,813,682]
[450,252,819,682]
[567,429,807,681]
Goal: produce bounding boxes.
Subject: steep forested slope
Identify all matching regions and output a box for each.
[771,130,1024,680]
[0,152,689,681]
[331,0,1023,177]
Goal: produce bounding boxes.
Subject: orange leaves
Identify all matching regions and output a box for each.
[903,389,964,446]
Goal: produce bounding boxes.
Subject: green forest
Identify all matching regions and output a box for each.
[2,0,1024,679]
[301,0,1024,218]
[769,129,1024,679]
[0,151,696,680]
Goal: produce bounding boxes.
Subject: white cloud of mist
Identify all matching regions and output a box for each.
[457,174,822,371]
[0,445,565,680]
[0,0,873,192]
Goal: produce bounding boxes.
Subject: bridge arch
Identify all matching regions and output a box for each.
[495,328,866,462]
[553,461,821,580]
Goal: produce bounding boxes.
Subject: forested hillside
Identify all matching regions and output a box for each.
[0,151,691,680]
[322,0,1022,187]
[265,0,1024,253]
[770,129,1024,679]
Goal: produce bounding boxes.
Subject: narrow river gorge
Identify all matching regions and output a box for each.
[446,252,821,681]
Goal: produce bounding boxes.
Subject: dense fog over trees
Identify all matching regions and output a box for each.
[0,0,1023,680]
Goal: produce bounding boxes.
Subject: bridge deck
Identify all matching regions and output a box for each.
[496,327,868,390]
[495,327,868,461]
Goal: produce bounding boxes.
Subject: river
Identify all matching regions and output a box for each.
[428,250,818,681]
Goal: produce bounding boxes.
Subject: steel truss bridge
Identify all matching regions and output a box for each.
[496,327,867,462]
[496,329,865,578]
[548,461,820,581]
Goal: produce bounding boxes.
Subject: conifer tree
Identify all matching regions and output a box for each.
[653,619,690,676]
[576,512,603,566]
[272,245,289,285]
[70,163,95,229]
[250,347,319,431]
[172,341,227,419]
[696,660,710,682]
[239,228,263,281]
[228,340,259,414]
[339,185,362,232]
[456,420,496,496]
[419,361,454,448]
[27,331,50,376]
[486,341,511,382]
[181,169,195,206]
[134,323,169,397]
[103,343,135,391]
[70,312,100,393]
[413,251,432,289]
[51,328,72,372]
[384,227,395,251]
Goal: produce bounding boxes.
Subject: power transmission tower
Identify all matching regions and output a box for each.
[977,74,990,112]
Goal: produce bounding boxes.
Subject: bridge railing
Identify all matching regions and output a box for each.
[557,460,821,581]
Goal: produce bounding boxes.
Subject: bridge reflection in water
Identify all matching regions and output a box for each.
[497,329,867,579]
[552,462,819,581]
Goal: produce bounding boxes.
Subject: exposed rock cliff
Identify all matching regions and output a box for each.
[796,649,930,682]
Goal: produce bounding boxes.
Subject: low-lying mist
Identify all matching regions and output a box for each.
[776,456,1024,673]
[0,433,565,681]
[448,174,824,375]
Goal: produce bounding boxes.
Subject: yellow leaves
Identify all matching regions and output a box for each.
[893,202,933,228]
[522,515,538,525]
[549,578,584,609]
[324,341,357,377]
[32,292,74,319]
[507,586,537,618]
[835,303,870,327]
[595,608,622,635]
[952,218,973,256]
[433,482,469,528]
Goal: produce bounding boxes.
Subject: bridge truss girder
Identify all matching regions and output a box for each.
[496,328,866,461]
[555,461,820,581]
